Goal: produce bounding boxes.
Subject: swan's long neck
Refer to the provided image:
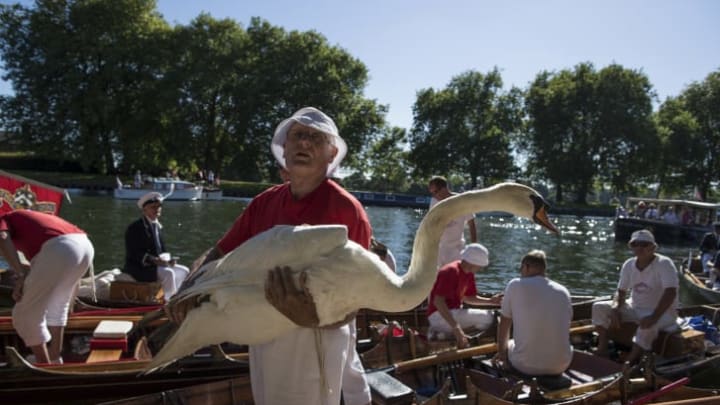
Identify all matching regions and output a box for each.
[385,184,523,311]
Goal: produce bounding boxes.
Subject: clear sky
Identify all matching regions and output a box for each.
[1,0,719,130]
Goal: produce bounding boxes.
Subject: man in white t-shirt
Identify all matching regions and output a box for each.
[591,229,679,365]
[427,176,477,267]
[494,250,572,376]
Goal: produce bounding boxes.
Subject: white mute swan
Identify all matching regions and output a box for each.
[145,182,558,371]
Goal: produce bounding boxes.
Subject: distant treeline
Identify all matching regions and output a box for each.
[0,1,718,204]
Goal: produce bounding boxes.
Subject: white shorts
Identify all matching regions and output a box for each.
[591,300,678,350]
[428,308,495,335]
[13,234,94,346]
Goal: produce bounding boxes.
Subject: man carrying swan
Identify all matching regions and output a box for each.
[167,107,371,405]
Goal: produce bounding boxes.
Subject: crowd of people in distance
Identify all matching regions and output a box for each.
[130,167,221,189]
[700,223,720,291]
[627,200,713,226]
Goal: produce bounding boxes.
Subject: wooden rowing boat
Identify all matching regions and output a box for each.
[678,263,720,304]
[367,344,719,405]
[356,294,608,343]
[367,345,631,405]
[464,349,628,404]
[358,295,607,370]
[97,375,254,405]
[587,303,720,382]
[0,345,249,404]
[0,307,168,364]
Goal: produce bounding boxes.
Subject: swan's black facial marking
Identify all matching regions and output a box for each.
[530,194,559,234]
[530,194,547,213]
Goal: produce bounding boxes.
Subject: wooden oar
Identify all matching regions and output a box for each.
[391,323,595,373]
[640,397,720,405]
[393,342,497,373]
[628,377,689,405]
[3,345,249,374]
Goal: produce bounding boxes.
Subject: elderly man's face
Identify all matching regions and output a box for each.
[629,240,656,260]
[143,201,162,220]
[283,123,337,175]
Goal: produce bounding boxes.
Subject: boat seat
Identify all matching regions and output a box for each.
[365,370,415,405]
[109,280,163,303]
[609,322,706,357]
[477,358,572,391]
[86,320,133,363]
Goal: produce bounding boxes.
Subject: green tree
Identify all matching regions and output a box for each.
[361,126,411,192]
[408,68,520,188]
[235,19,386,180]
[0,0,170,174]
[0,3,387,181]
[656,68,720,200]
[156,14,251,178]
[524,63,657,203]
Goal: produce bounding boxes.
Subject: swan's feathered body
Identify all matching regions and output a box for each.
[146,182,557,371]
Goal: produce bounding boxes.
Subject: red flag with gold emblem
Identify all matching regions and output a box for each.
[0,170,69,215]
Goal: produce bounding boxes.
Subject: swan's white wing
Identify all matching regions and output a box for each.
[147,182,557,372]
[146,285,296,372]
[171,224,349,301]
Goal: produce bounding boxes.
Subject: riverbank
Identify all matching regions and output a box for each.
[4,169,615,216]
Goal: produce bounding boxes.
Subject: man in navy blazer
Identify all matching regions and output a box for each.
[123,192,189,299]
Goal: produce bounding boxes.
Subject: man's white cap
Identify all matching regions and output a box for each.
[629,229,656,246]
[461,243,489,267]
[271,107,347,176]
[137,192,163,209]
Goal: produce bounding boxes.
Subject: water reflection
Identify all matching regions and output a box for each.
[1,195,698,302]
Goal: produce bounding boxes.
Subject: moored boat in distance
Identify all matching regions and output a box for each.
[614,197,720,245]
[114,177,203,201]
[201,186,223,200]
[351,191,431,209]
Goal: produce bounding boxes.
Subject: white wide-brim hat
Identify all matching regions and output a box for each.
[137,192,164,209]
[461,243,489,267]
[271,107,347,176]
[629,229,657,246]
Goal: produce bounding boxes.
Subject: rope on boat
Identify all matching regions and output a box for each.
[314,328,329,405]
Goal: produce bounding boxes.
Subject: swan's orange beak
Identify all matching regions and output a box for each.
[534,205,559,234]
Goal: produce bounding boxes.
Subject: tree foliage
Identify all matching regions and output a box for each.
[0,0,170,174]
[524,63,657,203]
[345,126,411,192]
[408,68,520,188]
[0,1,386,179]
[656,69,720,200]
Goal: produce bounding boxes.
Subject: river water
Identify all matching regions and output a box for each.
[4,193,719,389]
[23,194,698,303]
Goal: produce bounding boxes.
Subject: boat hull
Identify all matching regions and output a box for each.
[114,187,203,201]
[201,189,223,200]
[0,347,248,404]
[678,266,720,304]
[614,217,710,246]
[97,375,253,405]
